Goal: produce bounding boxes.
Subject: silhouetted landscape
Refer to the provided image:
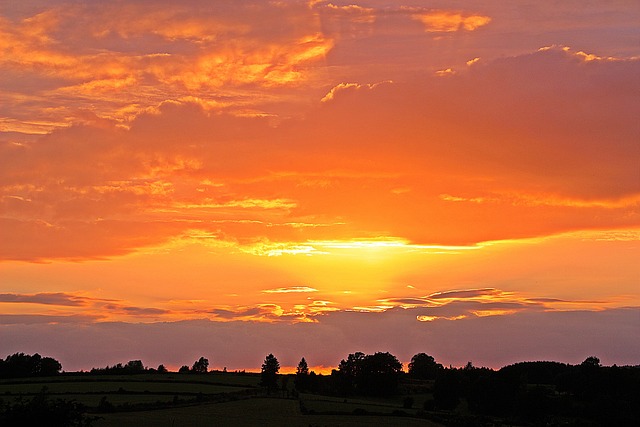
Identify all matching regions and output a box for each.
[2,352,639,426]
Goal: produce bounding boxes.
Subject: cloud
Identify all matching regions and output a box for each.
[0,314,102,325]
[410,11,491,32]
[262,286,318,294]
[0,1,334,132]
[1,307,637,371]
[103,304,170,316]
[1,46,639,260]
[0,292,90,306]
[427,288,500,300]
[207,303,311,323]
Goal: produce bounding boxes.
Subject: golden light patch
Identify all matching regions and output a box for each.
[413,12,491,33]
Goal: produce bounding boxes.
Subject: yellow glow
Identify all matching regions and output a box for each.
[417,315,467,322]
[472,310,517,317]
[413,12,491,32]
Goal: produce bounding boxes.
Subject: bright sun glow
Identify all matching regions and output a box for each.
[1,0,638,371]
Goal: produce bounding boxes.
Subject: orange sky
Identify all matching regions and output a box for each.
[1,0,639,372]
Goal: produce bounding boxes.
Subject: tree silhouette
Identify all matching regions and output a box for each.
[178,365,190,373]
[296,357,309,375]
[335,351,365,393]
[358,352,403,395]
[0,353,62,378]
[581,356,601,368]
[408,352,442,380]
[335,351,402,395]
[192,357,209,373]
[295,357,310,391]
[434,368,462,410]
[260,353,280,394]
[124,360,144,373]
[0,387,97,426]
[157,364,167,373]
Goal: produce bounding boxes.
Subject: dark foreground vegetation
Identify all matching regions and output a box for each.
[1,352,639,426]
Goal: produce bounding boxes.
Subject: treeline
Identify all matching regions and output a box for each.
[90,356,210,375]
[3,351,639,424]
[0,353,62,378]
[423,357,640,425]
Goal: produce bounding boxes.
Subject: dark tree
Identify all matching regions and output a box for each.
[0,387,97,426]
[178,365,190,373]
[295,357,310,391]
[338,352,365,381]
[0,353,62,378]
[296,357,309,376]
[260,353,280,394]
[124,360,144,373]
[192,357,209,373]
[581,356,601,368]
[334,351,402,395]
[157,364,168,373]
[434,368,462,410]
[408,353,442,380]
[358,352,403,395]
[334,351,365,394]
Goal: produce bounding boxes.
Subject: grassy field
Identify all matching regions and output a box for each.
[0,373,259,409]
[300,392,433,416]
[1,373,442,426]
[93,397,442,427]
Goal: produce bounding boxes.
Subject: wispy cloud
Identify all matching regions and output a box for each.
[0,292,110,306]
[262,286,318,294]
[427,288,500,300]
[0,314,102,324]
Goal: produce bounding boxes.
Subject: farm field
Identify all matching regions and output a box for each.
[94,397,442,427]
[1,373,442,426]
[300,392,433,416]
[0,373,259,407]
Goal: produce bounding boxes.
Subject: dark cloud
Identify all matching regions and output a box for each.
[0,314,102,325]
[384,298,431,305]
[103,304,170,316]
[1,307,637,371]
[209,307,267,319]
[0,292,109,306]
[427,288,499,300]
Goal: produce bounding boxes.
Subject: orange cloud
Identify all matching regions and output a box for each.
[2,44,639,261]
[262,286,318,294]
[411,11,491,32]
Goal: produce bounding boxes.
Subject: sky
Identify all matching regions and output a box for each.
[1,0,639,373]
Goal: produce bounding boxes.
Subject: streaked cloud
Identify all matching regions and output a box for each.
[427,288,500,300]
[0,292,91,306]
[262,286,318,294]
[0,314,103,325]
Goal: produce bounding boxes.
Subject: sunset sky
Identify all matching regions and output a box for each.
[1,0,639,373]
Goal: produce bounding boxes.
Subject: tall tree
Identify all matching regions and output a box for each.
[335,351,403,395]
[296,357,309,375]
[192,357,209,373]
[408,353,442,380]
[358,352,403,395]
[295,357,309,391]
[260,353,280,394]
